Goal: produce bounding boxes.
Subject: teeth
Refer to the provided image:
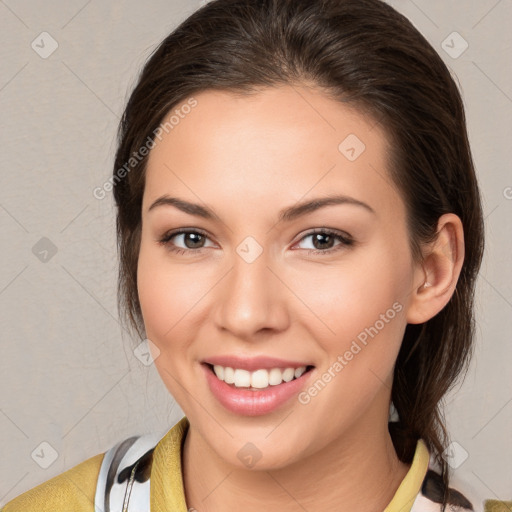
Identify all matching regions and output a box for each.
[212,365,308,389]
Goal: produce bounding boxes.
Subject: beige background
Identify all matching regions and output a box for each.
[0,0,511,508]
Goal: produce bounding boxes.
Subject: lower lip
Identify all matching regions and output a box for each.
[202,363,315,416]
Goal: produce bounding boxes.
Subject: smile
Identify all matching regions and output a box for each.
[202,362,316,416]
[209,364,313,390]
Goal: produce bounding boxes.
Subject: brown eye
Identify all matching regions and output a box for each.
[295,229,354,255]
[158,229,214,255]
[180,232,206,249]
[311,232,336,250]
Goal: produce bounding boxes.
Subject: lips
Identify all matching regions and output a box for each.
[202,354,314,372]
[202,361,316,416]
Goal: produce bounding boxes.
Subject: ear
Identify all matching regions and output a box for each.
[406,213,465,325]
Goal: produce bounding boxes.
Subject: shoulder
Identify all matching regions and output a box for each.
[1,431,166,512]
[411,467,481,512]
[1,452,104,512]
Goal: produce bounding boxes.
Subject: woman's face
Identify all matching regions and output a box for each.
[138,84,423,469]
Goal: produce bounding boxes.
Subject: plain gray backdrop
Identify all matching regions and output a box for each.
[1,0,511,508]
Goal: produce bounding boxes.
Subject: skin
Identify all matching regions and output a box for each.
[137,84,464,512]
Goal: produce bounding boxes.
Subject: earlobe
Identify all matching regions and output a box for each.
[406,213,465,325]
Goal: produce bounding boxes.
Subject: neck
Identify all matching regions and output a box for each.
[182,403,410,512]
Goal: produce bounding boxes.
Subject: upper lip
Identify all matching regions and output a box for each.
[202,355,314,372]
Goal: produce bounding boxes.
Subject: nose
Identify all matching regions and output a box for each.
[213,247,289,339]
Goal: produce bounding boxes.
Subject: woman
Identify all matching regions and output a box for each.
[2,0,485,511]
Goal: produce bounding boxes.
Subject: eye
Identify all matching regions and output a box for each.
[294,228,354,255]
[158,228,215,255]
[157,227,355,257]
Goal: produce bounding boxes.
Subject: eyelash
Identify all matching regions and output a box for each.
[157,228,355,257]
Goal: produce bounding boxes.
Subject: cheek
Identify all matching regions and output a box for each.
[292,245,409,395]
[137,242,206,400]
[296,254,405,337]
[137,241,204,347]
[294,260,407,432]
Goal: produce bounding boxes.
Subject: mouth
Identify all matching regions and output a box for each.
[202,362,315,391]
[202,361,317,416]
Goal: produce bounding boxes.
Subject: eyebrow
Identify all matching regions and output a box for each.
[147,194,376,222]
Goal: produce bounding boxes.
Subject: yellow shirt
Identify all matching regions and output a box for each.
[1,416,430,512]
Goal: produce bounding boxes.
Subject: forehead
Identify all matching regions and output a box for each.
[143,85,403,222]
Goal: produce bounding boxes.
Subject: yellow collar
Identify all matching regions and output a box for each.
[151,416,190,512]
[384,438,430,511]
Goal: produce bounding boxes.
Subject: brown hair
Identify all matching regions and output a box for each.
[112,0,485,507]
